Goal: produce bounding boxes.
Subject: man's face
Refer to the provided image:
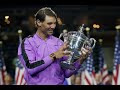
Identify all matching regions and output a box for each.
[40,15,56,36]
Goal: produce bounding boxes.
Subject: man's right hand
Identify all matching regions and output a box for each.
[53,42,72,59]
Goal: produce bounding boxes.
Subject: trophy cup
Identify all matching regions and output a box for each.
[60,24,96,70]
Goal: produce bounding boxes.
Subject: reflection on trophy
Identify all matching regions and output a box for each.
[60,24,96,70]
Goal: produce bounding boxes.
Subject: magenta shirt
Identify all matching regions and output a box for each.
[18,33,81,85]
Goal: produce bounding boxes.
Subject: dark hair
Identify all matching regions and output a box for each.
[35,7,57,22]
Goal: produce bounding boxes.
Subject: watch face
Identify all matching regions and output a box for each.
[50,53,55,58]
[50,53,54,57]
[50,53,56,60]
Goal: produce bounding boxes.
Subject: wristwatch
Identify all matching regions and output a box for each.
[50,53,57,60]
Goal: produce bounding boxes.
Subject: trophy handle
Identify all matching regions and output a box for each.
[89,38,96,49]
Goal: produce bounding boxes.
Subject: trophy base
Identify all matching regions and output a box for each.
[60,62,76,70]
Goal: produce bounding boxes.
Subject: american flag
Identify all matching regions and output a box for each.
[15,58,27,85]
[86,54,94,74]
[0,42,7,85]
[112,30,120,85]
[99,45,104,71]
[101,64,109,85]
[15,30,26,85]
[80,31,96,85]
[83,53,97,85]
[77,59,86,85]
[98,45,109,85]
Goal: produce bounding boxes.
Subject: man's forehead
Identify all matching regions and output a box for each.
[45,15,56,21]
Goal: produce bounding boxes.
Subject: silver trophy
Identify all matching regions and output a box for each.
[60,24,96,70]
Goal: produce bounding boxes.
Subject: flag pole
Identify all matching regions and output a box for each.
[0,41,5,64]
[99,39,103,46]
[112,25,120,85]
[0,41,3,53]
[0,41,7,85]
[18,30,22,44]
[15,30,26,85]
[86,27,90,38]
[0,41,4,64]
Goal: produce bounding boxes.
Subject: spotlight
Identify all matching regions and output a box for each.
[5,16,9,20]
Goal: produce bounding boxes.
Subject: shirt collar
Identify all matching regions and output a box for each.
[34,33,54,48]
[35,33,52,40]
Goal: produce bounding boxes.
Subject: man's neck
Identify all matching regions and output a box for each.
[36,30,48,41]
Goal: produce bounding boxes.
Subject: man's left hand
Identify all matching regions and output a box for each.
[78,46,92,64]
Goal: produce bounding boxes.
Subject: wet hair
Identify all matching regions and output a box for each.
[34,7,57,22]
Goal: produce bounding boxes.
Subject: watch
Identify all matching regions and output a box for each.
[50,53,57,60]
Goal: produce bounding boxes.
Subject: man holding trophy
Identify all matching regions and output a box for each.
[18,7,96,85]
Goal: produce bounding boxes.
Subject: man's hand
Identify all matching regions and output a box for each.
[53,42,72,60]
[78,46,92,64]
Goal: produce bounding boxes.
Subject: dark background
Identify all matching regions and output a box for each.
[0,3,120,79]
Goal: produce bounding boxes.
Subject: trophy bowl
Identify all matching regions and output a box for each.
[60,30,96,70]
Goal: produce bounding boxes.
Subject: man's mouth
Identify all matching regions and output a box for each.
[48,30,53,34]
[48,29,53,32]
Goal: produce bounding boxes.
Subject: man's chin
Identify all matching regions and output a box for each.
[48,32,53,35]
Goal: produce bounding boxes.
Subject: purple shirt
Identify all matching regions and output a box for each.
[18,33,81,85]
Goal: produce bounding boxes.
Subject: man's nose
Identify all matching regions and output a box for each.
[50,24,56,29]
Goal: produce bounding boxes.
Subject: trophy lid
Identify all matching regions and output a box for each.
[78,24,85,33]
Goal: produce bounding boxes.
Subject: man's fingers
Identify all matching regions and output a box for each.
[81,47,92,54]
[81,48,88,54]
[80,47,90,59]
[63,51,72,55]
[59,42,69,51]
[80,50,87,58]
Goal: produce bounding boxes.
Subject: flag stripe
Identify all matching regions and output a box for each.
[16,68,20,84]
[84,71,92,85]
[0,57,7,85]
[15,58,27,85]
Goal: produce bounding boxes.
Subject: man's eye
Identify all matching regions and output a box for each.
[47,23,52,25]
[47,22,56,25]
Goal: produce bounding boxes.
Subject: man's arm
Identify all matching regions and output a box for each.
[18,38,54,76]
[61,46,91,78]
[61,57,81,78]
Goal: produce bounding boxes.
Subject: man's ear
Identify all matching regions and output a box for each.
[36,19,42,27]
